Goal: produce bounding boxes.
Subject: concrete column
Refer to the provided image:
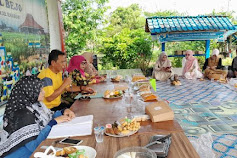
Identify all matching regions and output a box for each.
[46,0,61,51]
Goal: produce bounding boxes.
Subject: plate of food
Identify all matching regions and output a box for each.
[111,75,122,82]
[140,93,158,102]
[103,90,123,99]
[105,117,141,137]
[55,146,96,158]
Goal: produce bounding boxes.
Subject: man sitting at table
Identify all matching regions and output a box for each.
[38,49,93,111]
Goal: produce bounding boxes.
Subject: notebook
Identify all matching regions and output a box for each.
[47,115,93,139]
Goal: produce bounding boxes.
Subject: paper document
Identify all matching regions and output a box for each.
[47,115,93,139]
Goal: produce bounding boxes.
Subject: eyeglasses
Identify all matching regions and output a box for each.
[185,54,191,56]
[81,61,87,65]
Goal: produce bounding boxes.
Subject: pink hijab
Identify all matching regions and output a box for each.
[67,55,86,76]
[183,50,196,75]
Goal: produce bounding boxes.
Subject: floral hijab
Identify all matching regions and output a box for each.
[0,75,53,156]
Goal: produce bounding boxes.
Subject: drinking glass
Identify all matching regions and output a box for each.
[94,126,105,143]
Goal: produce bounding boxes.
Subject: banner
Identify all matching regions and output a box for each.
[0,0,51,102]
[0,0,49,75]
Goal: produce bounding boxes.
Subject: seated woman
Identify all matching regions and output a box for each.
[0,75,75,158]
[152,52,172,81]
[203,49,227,80]
[182,50,203,79]
[62,55,96,105]
[228,50,237,78]
[82,52,105,81]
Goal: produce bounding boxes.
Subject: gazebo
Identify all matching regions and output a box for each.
[145,16,237,58]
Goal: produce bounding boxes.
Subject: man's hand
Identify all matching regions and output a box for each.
[55,115,72,123]
[64,109,75,119]
[63,77,72,87]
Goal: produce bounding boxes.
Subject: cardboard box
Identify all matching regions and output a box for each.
[145,101,174,122]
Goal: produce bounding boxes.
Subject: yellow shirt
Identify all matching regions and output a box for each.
[38,68,63,109]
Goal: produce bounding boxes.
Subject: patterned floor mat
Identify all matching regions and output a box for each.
[156,78,237,103]
[170,101,237,157]
[188,134,237,158]
[170,101,237,135]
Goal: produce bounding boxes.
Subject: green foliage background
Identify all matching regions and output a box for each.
[61,1,237,73]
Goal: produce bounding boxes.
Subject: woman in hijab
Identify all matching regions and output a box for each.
[152,52,172,81]
[203,49,227,80]
[62,55,95,105]
[182,50,203,79]
[82,52,105,81]
[0,75,75,158]
[229,50,237,78]
[82,52,98,76]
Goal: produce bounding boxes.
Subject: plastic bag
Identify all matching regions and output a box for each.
[188,132,216,158]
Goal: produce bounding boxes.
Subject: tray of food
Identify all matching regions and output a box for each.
[105,117,141,137]
[140,93,158,102]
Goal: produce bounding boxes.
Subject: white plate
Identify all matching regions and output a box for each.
[103,95,123,99]
[105,130,138,137]
[56,146,96,158]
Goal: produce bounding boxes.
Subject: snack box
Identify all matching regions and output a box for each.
[145,101,174,122]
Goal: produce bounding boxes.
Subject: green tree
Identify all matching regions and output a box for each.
[144,10,184,17]
[100,28,153,71]
[62,0,109,57]
[104,4,144,37]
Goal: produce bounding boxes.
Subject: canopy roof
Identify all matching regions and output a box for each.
[145,16,236,34]
[145,16,237,43]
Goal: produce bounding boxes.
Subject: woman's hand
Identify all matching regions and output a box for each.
[64,109,75,119]
[161,67,166,71]
[210,66,216,70]
[55,115,72,124]
[99,76,105,82]
[82,86,94,93]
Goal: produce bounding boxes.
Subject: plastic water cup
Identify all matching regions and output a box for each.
[94,126,105,143]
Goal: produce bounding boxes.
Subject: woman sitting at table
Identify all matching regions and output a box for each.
[152,52,173,81]
[82,52,106,81]
[182,50,203,79]
[203,49,227,80]
[0,75,75,158]
[62,55,97,105]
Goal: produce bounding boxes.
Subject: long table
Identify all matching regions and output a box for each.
[31,80,199,158]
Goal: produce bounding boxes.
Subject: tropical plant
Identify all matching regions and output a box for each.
[100,28,153,71]
[62,0,109,57]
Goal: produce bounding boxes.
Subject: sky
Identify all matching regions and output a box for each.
[107,0,237,17]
